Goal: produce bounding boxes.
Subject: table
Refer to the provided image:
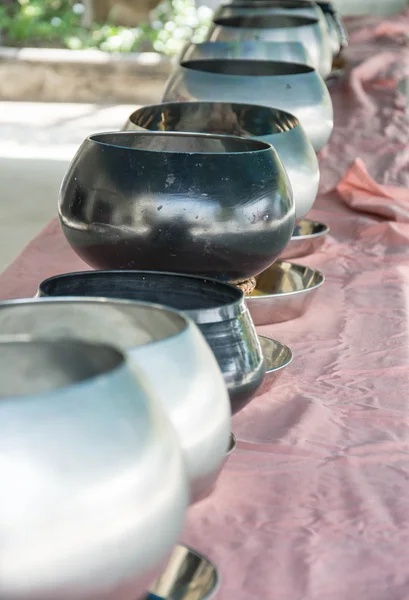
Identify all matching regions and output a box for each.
[2,10,409,599]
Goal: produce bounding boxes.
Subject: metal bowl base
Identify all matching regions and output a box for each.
[247,261,325,325]
[146,545,219,600]
[258,335,293,397]
[280,219,330,261]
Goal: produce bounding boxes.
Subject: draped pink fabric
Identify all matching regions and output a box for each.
[2,10,409,600]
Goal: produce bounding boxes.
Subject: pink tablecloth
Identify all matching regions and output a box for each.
[2,11,409,600]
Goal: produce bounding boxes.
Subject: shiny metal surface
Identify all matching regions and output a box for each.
[322,8,340,55]
[246,260,325,325]
[281,218,330,259]
[124,101,319,221]
[37,270,266,415]
[179,40,314,66]
[214,1,347,57]
[215,0,325,17]
[213,0,328,31]
[147,545,219,600]
[0,297,231,504]
[163,60,333,152]
[324,12,340,55]
[59,131,294,282]
[209,0,328,57]
[207,13,332,78]
[197,431,237,503]
[0,338,121,396]
[0,339,188,600]
[317,1,348,53]
[257,335,293,396]
[227,432,237,455]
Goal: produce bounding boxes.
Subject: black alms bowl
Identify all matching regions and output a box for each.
[59,131,294,283]
[38,269,266,414]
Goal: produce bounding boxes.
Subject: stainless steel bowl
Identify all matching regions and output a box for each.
[37,270,266,416]
[124,101,319,221]
[213,0,328,29]
[59,130,294,281]
[162,60,333,152]
[179,40,314,67]
[197,431,237,502]
[0,297,231,504]
[247,260,325,325]
[317,1,348,55]
[147,545,219,600]
[207,13,332,79]
[281,219,330,260]
[215,0,325,18]
[209,0,329,59]
[213,0,347,57]
[257,335,293,395]
[0,339,188,600]
[321,8,340,55]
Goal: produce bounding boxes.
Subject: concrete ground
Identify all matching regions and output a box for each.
[0,102,137,273]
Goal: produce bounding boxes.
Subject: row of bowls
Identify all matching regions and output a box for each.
[0,1,344,598]
[60,0,343,279]
[0,269,294,600]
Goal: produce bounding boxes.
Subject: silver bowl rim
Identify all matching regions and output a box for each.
[212,13,320,28]
[250,260,325,300]
[0,295,196,349]
[291,219,330,240]
[259,334,293,374]
[180,57,316,77]
[87,129,272,156]
[127,100,301,133]
[182,39,311,50]
[36,270,248,325]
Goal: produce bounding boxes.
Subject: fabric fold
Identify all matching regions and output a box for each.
[337,158,409,222]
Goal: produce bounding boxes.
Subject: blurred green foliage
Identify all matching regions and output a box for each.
[0,0,212,54]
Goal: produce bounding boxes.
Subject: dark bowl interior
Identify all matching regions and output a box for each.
[38,270,264,414]
[181,59,313,76]
[129,102,299,138]
[89,131,268,154]
[39,270,242,317]
[213,14,318,28]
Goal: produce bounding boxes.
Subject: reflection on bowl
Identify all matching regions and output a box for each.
[59,130,294,282]
[0,339,188,600]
